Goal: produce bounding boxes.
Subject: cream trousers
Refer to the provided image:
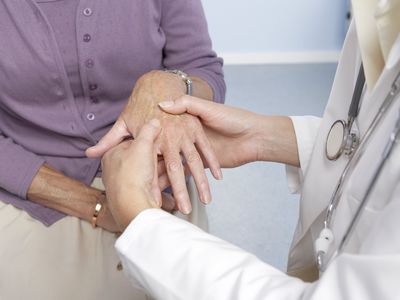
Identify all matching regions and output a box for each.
[0,177,207,300]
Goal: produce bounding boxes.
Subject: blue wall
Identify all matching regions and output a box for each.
[202,0,349,55]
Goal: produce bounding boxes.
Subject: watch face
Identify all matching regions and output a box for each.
[326,120,346,160]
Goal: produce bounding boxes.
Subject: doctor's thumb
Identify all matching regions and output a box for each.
[158,95,201,115]
[159,96,218,120]
[158,100,185,115]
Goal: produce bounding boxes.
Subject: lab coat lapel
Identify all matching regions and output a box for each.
[290,23,361,250]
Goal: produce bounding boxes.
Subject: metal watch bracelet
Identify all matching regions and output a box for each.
[164,69,193,96]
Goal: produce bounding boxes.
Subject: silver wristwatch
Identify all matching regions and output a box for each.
[164,69,193,95]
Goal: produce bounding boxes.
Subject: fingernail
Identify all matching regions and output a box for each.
[158,101,174,108]
[202,192,212,205]
[155,195,162,207]
[200,182,212,204]
[181,201,192,215]
[216,169,223,180]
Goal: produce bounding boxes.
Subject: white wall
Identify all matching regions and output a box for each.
[202,0,349,64]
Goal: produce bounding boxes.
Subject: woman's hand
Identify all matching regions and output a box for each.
[159,96,300,167]
[158,96,264,167]
[101,120,163,231]
[87,71,221,214]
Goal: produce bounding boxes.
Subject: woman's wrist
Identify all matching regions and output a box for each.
[87,188,121,232]
[90,190,106,228]
[139,70,214,101]
[138,70,187,98]
[68,186,103,222]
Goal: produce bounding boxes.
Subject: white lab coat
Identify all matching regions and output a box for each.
[115,23,400,299]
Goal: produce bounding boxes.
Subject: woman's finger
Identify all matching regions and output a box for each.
[181,139,211,204]
[86,118,130,158]
[162,142,192,214]
[195,128,222,180]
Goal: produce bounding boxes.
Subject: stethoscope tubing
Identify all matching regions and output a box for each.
[324,73,400,228]
[337,110,400,254]
[318,72,400,271]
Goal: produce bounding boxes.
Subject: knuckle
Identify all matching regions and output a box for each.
[186,150,201,164]
[175,190,188,201]
[186,118,201,132]
[167,159,182,172]
[162,128,177,139]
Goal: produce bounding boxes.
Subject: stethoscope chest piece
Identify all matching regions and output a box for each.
[326,120,359,160]
[326,64,365,161]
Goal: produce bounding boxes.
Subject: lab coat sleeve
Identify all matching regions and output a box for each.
[286,116,321,194]
[115,209,309,300]
[116,209,400,300]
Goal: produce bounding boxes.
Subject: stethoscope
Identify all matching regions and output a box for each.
[325,64,365,160]
[315,70,400,272]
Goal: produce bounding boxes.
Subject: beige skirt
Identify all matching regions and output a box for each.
[0,178,207,300]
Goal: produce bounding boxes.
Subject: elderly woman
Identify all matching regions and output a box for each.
[0,0,225,299]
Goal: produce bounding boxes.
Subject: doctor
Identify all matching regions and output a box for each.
[100,1,400,299]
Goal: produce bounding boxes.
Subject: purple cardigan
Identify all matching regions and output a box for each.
[0,0,225,225]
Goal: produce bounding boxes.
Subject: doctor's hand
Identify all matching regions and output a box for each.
[101,119,162,231]
[159,96,299,167]
[87,71,221,215]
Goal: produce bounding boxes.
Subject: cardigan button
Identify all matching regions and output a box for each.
[86,113,95,121]
[83,34,92,42]
[83,8,93,16]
